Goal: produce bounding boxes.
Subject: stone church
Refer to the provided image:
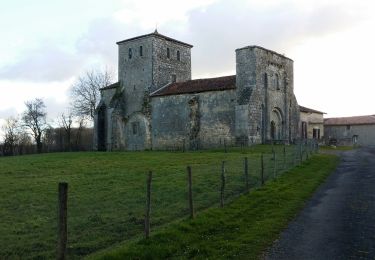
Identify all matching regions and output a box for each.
[94,30,300,151]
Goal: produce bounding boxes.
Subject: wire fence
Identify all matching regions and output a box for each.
[0,140,319,259]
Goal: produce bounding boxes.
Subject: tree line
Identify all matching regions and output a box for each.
[0,69,113,156]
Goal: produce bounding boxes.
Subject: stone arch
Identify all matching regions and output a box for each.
[124,112,151,150]
[270,107,283,140]
[97,104,107,151]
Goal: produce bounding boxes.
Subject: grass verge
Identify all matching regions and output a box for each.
[88,154,339,259]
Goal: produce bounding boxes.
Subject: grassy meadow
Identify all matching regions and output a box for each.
[0,145,307,259]
[90,153,339,259]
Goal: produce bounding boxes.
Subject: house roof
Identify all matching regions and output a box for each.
[324,115,375,126]
[116,30,193,48]
[150,75,236,97]
[299,105,325,114]
[100,81,120,90]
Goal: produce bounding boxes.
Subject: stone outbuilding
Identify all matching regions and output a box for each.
[299,105,325,141]
[324,115,375,146]
[94,31,301,151]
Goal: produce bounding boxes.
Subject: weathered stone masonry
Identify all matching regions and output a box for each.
[94,31,300,151]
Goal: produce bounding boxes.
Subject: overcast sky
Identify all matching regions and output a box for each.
[1,0,375,134]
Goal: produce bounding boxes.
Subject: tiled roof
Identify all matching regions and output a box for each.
[324,115,375,125]
[150,75,236,97]
[299,105,325,114]
[100,81,120,90]
[116,30,193,48]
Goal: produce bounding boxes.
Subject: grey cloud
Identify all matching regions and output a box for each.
[182,0,367,77]
[0,43,83,82]
[0,0,367,82]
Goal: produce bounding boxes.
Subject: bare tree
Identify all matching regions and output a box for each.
[22,98,48,153]
[58,112,74,151]
[1,116,20,156]
[70,69,113,120]
[75,116,87,150]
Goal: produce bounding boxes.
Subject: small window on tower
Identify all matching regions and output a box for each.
[139,46,143,56]
[275,73,280,90]
[177,50,180,61]
[171,74,177,82]
[128,48,132,59]
[167,48,170,58]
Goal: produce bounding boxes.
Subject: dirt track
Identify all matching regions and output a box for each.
[265,147,375,260]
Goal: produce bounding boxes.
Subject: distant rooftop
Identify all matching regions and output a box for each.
[324,115,375,126]
[116,30,193,48]
[299,105,325,114]
[150,75,236,97]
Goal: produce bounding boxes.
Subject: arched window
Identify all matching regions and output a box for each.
[128,48,132,59]
[167,48,170,58]
[139,46,143,56]
[177,50,180,61]
[275,73,280,90]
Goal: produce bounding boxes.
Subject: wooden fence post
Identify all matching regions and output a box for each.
[244,157,249,192]
[220,161,226,207]
[224,139,227,153]
[187,166,194,219]
[299,142,303,164]
[145,171,152,238]
[261,153,265,186]
[57,182,68,260]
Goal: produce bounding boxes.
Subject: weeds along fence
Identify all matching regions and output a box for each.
[1,141,318,259]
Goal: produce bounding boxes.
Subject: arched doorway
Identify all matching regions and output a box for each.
[270,108,283,140]
[97,104,106,151]
[125,113,151,151]
[270,121,276,140]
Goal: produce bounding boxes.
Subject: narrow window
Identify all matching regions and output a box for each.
[128,48,132,59]
[177,50,180,61]
[275,74,280,90]
[171,74,176,83]
[167,48,170,58]
[264,73,268,88]
[132,122,139,135]
[139,46,143,56]
[346,125,351,130]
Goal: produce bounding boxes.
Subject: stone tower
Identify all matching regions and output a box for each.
[95,31,193,151]
[235,46,299,143]
[117,30,193,117]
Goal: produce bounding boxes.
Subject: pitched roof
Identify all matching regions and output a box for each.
[150,75,236,97]
[116,30,193,48]
[324,115,375,126]
[100,81,120,90]
[299,105,325,114]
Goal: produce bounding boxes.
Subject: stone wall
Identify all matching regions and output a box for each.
[300,111,324,139]
[118,37,154,117]
[152,37,192,90]
[151,89,236,150]
[325,124,375,146]
[235,46,299,143]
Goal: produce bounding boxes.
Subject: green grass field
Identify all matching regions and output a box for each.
[0,145,312,259]
[89,154,339,260]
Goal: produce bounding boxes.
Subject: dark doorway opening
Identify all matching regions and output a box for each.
[271,121,276,140]
[97,105,106,151]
